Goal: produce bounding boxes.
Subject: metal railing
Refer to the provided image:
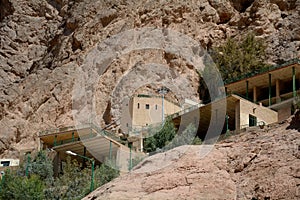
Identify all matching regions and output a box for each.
[40,123,123,147]
[53,134,96,147]
[39,123,93,137]
[224,58,300,85]
[169,103,202,119]
[89,123,123,143]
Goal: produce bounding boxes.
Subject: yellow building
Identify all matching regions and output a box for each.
[120,94,182,151]
[121,94,182,134]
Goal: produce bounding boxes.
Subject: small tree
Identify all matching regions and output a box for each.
[144,118,176,152]
[31,151,53,181]
[44,157,91,200]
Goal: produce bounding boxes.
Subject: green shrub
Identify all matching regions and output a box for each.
[143,118,176,152]
[192,137,202,145]
[95,159,119,187]
[0,171,44,200]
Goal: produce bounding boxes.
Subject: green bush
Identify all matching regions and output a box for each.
[44,157,91,200]
[192,137,202,145]
[95,159,119,187]
[143,118,176,152]
[1,151,120,200]
[0,171,44,200]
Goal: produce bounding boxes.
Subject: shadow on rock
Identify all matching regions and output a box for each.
[286,110,300,132]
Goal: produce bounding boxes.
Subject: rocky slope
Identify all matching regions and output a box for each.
[0,0,300,157]
[83,113,300,200]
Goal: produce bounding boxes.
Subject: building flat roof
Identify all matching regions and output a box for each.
[224,58,300,85]
[171,94,277,137]
[225,60,300,94]
[52,135,124,163]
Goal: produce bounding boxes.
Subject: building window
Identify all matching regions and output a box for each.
[1,161,10,167]
[155,105,158,110]
[137,103,140,109]
[145,104,150,109]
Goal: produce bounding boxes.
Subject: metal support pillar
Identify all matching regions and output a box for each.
[90,160,95,192]
[109,141,112,160]
[225,114,229,133]
[25,153,31,177]
[72,132,74,142]
[83,147,87,168]
[162,94,164,122]
[54,135,57,146]
[246,80,249,100]
[129,145,132,171]
[293,67,296,97]
[269,74,272,106]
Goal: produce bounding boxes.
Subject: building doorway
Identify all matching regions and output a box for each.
[249,114,257,127]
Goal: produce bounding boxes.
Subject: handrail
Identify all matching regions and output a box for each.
[53,134,96,147]
[224,58,300,85]
[169,103,202,119]
[39,123,94,137]
[40,123,123,144]
[89,123,122,143]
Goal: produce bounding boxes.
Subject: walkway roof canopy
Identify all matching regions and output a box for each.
[225,59,300,94]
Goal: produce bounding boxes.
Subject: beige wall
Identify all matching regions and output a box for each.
[277,106,291,122]
[131,96,181,128]
[236,99,278,130]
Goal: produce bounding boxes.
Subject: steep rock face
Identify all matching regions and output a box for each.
[0,0,300,157]
[83,115,300,200]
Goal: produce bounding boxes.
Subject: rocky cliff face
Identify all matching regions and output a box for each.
[83,114,300,200]
[0,0,300,157]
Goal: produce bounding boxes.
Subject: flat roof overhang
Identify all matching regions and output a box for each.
[225,63,300,94]
[39,127,98,147]
[172,94,274,138]
[52,135,125,163]
[172,95,245,137]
